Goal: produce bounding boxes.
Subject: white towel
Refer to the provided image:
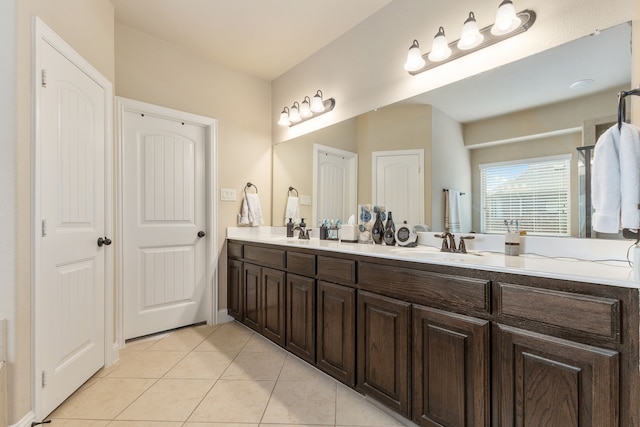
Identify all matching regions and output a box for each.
[444,190,462,233]
[592,123,640,233]
[284,196,300,225]
[239,193,264,226]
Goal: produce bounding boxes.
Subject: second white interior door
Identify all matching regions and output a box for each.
[122,109,207,340]
[373,149,424,226]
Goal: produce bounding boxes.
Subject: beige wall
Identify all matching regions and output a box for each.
[114,23,273,314]
[272,118,358,225]
[357,105,433,226]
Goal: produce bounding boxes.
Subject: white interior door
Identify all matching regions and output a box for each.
[373,150,424,225]
[313,144,358,225]
[35,23,110,420]
[122,110,207,340]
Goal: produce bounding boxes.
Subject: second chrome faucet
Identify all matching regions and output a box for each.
[434,233,475,253]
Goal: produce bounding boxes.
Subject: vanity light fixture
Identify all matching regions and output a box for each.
[277,90,336,127]
[404,1,535,75]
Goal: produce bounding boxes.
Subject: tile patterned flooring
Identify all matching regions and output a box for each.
[49,321,410,426]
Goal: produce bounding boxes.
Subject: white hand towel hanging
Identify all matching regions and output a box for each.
[239,193,264,226]
[284,196,300,225]
[444,189,462,233]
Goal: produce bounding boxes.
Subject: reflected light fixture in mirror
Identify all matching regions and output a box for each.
[277,90,336,127]
[404,1,535,75]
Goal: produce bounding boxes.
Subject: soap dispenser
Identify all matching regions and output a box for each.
[286,218,294,237]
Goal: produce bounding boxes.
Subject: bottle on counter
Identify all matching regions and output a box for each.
[383,211,396,246]
[286,218,294,237]
[372,211,384,244]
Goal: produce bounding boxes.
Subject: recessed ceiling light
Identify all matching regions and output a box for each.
[569,79,594,89]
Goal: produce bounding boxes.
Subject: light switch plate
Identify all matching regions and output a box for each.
[220,189,237,201]
[300,195,312,206]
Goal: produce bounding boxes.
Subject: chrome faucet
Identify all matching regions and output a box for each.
[294,226,311,240]
[434,233,475,253]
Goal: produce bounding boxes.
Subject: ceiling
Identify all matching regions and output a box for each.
[110,0,391,81]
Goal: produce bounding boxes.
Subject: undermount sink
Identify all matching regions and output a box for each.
[390,247,482,258]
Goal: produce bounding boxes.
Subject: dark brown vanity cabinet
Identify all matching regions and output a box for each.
[493,324,619,427]
[227,258,243,320]
[412,304,490,427]
[242,263,286,346]
[493,282,623,427]
[357,290,411,417]
[227,240,639,427]
[286,273,316,363]
[316,280,356,386]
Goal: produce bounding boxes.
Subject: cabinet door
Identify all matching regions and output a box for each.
[227,258,243,320]
[494,323,619,427]
[243,263,261,331]
[357,290,411,417]
[412,305,490,427]
[286,274,316,363]
[316,281,356,386]
[262,267,286,346]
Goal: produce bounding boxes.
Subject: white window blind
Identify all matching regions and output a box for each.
[480,155,571,236]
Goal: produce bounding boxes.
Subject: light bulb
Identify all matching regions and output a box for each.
[277,107,290,126]
[427,27,451,62]
[491,0,521,35]
[404,40,426,72]
[300,96,312,118]
[289,102,301,123]
[311,90,325,113]
[458,12,484,50]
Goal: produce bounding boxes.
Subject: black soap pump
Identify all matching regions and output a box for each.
[286,218,294,237]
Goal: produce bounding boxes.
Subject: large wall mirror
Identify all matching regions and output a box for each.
[273,22,632,238]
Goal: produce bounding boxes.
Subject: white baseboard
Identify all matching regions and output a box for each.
[9,410,35,427]
[217,309,234,324]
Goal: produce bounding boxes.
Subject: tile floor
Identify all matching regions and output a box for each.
[49,321,410,427]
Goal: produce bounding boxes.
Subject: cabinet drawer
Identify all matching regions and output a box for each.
[244,245,286,269]
[497,283,621,342]
[228,242,243,259]
[287,251,316,276]
[359,262,490,314]
[318,256,356,285]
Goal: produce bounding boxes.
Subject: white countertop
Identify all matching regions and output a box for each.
[227,227,640,289]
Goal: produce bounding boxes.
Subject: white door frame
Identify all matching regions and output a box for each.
[115,97,218,348]
[32,16,114,417]
[312,143,358,227]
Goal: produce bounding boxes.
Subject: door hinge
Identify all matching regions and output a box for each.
[41,69,47,88]
[41,219,47,237]
[41,370,47,388]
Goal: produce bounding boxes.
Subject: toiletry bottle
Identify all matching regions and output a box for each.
[383,211,396,246]
[372,212,384,244]
[286,218,294,237]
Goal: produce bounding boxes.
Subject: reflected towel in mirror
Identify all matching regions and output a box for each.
[444,190,462,233]
[284,196,300,225]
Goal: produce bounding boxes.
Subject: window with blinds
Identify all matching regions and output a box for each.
[480,155,571,236]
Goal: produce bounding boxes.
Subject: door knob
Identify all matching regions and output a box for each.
[97,237,112,247]
[197,231,206,238]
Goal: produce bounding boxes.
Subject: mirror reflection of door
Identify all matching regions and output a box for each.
[373,149,425,226]
[313,144,358,226]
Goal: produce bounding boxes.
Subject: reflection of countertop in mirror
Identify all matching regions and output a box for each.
[227,226,638,288]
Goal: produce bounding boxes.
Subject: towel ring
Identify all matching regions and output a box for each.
[244,182,258,196]
[288,186,298,197]
[618,87,640,130]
